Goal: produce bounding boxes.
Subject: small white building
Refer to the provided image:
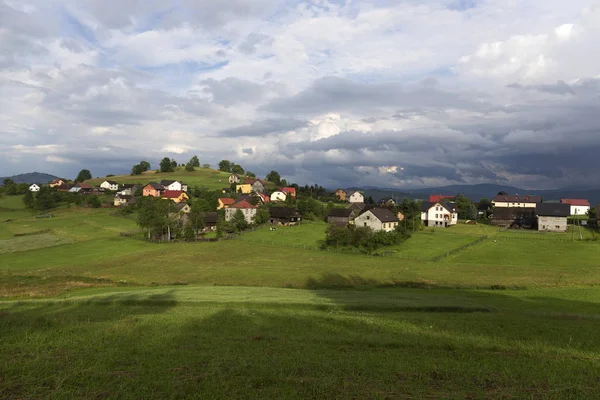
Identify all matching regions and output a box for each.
[270,190,287,202]
[354,208,399,232]
[420,201,458,228]
[348,191,364,203]
[228,174,241,184]
[100,180,119,191]
[159,180,187,192]
[537,204,570,232]
[560,199,590,216]
[29,184,40,192]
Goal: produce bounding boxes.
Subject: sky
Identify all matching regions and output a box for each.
[1,0,599,189]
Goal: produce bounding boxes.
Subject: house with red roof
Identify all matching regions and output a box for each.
[560,199,590,216]
[217,197,236,210]
[162,190,189,203]
[280,187,296,198]
[225,200,257,224]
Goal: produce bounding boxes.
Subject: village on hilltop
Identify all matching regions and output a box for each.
[17,165,597,239]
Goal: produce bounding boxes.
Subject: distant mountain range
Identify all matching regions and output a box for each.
[0,172,61,186]
[357,183,600,205]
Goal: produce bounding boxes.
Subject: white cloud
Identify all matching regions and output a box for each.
[1,0,600,188]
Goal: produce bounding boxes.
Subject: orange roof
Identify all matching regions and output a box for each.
[258,193,270,202]
[280,187,296,196]
[163,190,187,199]
[230,200,256,209]
[219,198,235,205]
[561,199,590,206]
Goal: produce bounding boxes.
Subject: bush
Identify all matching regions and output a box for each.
[322,224,410,255]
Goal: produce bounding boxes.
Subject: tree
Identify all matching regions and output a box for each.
[366,196,375,205]
[188,202,206,236]
[202,163,210,169]
[160,157,175,173]
[455,194,472,219]
[87,196,101,208]
[171,159,178,169]
[132,160,151,175]
[189,156,200,167]
[185,162,195,172]
[75,169,92,182]
[218,160,232,172]
[246,171,256,178]
[254,206,270,225]
[231,164,244,175]
[231,209,249,231]
[23,190,34,208]
[33,186,56,210]
[3,178,17,195]
[266,170,281,185]
[587,207,597,229]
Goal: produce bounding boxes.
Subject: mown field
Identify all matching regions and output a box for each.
[2,195,600,398]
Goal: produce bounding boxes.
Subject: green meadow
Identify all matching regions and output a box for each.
[86,167,233,190]
[2,194,600,398]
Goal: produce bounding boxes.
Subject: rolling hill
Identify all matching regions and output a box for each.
[86,167,236,191]
[0,172,61,186]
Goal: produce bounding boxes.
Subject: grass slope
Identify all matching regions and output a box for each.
[2,286,600,399]
[87,167,233,190]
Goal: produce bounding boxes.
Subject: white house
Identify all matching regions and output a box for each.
[349,191,364,203]
[354,208,399,232]
[492,194,541,208]
[228,174,241,184]
[100,180,119,191]
[224,200,257,224]
[270,190,287,202]
[420,201,458,228]
[29,184,40,192]
[560,199,590,216]
[160,180,187,192]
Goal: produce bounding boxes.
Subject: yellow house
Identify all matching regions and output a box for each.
[235,184,252,194]
[162,190,189,203]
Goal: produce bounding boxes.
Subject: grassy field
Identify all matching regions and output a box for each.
[2,286,600,399]
[86,167,233,190]
[3,202,600,398]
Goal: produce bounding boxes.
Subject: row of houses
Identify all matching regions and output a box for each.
[324,199,459,232]
[489,193,591,232]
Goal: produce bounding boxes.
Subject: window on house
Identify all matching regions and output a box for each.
[555,225,560,229]
[435,214,438,218]
[364,222,367,227]
[366,216,370,220]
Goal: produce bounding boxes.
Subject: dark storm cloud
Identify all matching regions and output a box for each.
[219,119,308,137]
[261,76,491,116]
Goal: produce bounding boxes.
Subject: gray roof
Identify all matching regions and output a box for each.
[106,180,118,185]
[364,208,399,223]
[536,203,570,217]
[269,207,300,219]
[421,200,455,213]
[328,208,354,218]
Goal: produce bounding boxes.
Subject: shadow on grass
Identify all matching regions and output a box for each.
[304,272,525,290]
[1,294,600,399]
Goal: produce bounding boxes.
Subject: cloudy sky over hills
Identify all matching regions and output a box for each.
[1,0,599,188]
